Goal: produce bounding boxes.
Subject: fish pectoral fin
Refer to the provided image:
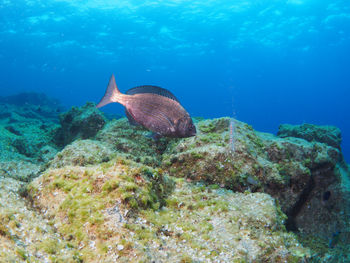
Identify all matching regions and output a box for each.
[146,132,162,141]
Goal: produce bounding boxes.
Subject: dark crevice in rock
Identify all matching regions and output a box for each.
[285,162,336,232]
[5,125,22,136]
[285,173,315,231]
[53,102,107,147]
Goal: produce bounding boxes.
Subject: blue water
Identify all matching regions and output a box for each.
[1,0,349,161]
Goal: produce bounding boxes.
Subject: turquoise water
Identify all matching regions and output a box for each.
[0,0,349,160]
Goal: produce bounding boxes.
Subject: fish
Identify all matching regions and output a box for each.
[96,74,196,138]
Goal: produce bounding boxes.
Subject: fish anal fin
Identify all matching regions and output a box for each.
[125,109,140,126]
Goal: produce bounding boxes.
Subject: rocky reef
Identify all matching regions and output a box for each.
[0,97,349,262]
[278,123,342,150]
[0,93,62,181]
[53,102,107,147]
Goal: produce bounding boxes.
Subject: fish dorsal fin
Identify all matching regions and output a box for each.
[126,85,179,102]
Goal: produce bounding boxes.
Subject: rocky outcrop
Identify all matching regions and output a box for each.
[0,92,63,123]
[161,118,348,239]
[95,118,172,167]
[0,99,349,262]
[0,176,77,262]
[49,139,114,168]
[53,102,107,147]
[278,123,342,150]
[25,159,308,262]
[0,93,62,181]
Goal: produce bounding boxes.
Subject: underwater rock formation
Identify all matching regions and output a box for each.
[0,101,349,262]
[0,92,63,123]
[54,102,107,147]
[278,123,342,150]
[0,176,77,261]
[95,118,172,167]
[0,93,62,181]
[162,118,349,239]
[23,155,309,262]
[49,139,114,168]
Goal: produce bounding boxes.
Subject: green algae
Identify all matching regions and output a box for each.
[2,110,346,262]
[0,215,11,238]
[95,118,174,167]
[15,248,27,260]
[27,157,174,261]
[24,150,313,263]
[124,180,309,262]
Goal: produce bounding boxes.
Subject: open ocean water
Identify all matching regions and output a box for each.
[0,0,349,161]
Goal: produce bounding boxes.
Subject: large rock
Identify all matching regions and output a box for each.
[95,118,172,167]
[0,177,77,262]
[49,139,114,168]
[277,123,342,150]
[0,94,61,181]
[0,160,42,182]
[0,92,63,123]
[26,158,178,262]
[161,118,348,239]
[26,159,309,262]
[54,102,107,147]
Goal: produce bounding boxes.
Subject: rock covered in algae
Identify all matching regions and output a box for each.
[0,93,61,181]
[0,99,349,262]
[95,118,172,166]
[49,139,114,168]
[278,123,342,150]
[161,117,348,239]
[26,157,175,262]
[0,176,78,262]
[0,160,42,182]
[25,158,309,262]
[54,102,107,147]
[0,92,63,123]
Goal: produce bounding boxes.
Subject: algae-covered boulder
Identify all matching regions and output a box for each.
[0,92,63,123]
[49,139,114,168]
[0,177,78,262]
[54,102,107,147]
[25,159,309,262]
[133,181,310,262]
[0,114,59,163]
[0,95,61,181]
[26,157,174,262]
[96,118,173,166]
[278,123,342,150]
[0,160,42,182]
[162,117,348,239]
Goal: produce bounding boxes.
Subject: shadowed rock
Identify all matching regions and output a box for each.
[54,102,107,147]
[277,123,342,150]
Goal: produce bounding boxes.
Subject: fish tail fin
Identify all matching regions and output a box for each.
[96,74,122,108]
